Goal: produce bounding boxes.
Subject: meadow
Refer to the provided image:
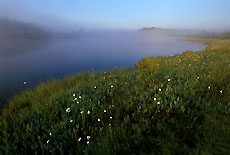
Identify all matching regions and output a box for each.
[0,38,230,154]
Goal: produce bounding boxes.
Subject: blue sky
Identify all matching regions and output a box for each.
[0,0,229,30]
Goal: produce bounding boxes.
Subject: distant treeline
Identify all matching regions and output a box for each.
[0,17,53,41]
[0,17,81,41]
[140,27,165,31]
[194,30,230,39]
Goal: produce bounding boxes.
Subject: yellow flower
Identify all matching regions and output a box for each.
[157,102,160,105]
[154,98,157,101]
[49,132,52,136]
[87,136,91,140]
[23,81,27,85]
[87,111,91,115]
[79,96,82,99]
[47,140,49,144]
[168,78,171,82]
[111,85,114,88]
[104,110,107,113]
[98,118,101,122]
[220,90,223,94]
[197,77,200,79]
[66,108,71,113]
[110,116,112,119]
[70,120,73,123]
[159,88,162,92]
[73,94,76,97]
[80,111,84,115]
[87,141,90,144]
[94,86,97,89]
[78,137,81,142]
[208,86,211,89]
[77,101,79,104]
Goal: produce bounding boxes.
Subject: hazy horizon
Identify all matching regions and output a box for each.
[0,0,229,32]
[0,0,229,104]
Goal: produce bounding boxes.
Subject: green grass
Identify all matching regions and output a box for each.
[1,39,230,154]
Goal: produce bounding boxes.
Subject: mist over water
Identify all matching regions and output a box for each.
[0,29,206,106]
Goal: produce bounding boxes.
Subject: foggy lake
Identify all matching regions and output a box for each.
[0,31,206,105]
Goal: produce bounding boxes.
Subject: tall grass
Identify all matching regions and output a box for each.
[0,39,230,154]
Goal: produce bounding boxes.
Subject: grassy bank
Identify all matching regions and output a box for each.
[1,39,230,154]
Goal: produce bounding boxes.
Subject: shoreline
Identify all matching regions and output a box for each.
[0,37,207,111]
[1,38,230,153]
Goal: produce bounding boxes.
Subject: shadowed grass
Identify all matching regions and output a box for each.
[0,39,230,154]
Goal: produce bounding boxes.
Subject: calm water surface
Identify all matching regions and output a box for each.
[0,31,206,106]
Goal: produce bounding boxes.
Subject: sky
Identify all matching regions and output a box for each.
[0,0,229,31]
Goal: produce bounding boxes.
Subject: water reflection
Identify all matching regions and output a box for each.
[0,39,49,57]
[0,31,206,107]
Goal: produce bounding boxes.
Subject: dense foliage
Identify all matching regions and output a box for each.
[0,39,230,154]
